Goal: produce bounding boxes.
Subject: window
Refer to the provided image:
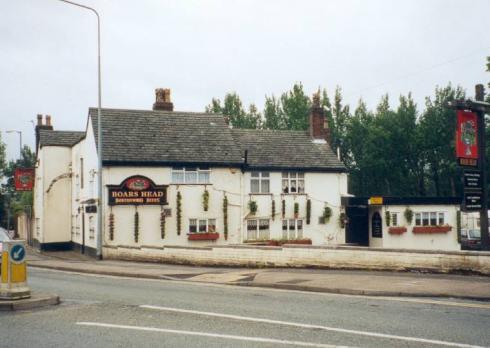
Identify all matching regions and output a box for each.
[250,172,270,193]
[189,218,216,233]
[247,219,270,240]
[282,172,305,194]
[172,167,210,184]
[282,219,303,239]
[414,212,446,226]
[391,212,398,226]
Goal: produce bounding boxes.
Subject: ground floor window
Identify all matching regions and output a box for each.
[189,218,216,233]
[247,219,270,240]
[282,219,303,239]
[414,212,445,226]
[391,212,399,226]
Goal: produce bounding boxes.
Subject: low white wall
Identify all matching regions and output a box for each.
[103,244,490,275]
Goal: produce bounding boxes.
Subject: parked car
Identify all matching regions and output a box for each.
[461,228,481,250]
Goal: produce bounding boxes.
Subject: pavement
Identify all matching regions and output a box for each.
[26,248,490,301]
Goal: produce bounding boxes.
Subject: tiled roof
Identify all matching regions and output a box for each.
[231,129,346,171]
[89,108,244,166]
[39,130,85,147]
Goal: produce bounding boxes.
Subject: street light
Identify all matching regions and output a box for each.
[6,130,22,160]
[57,0,103,259]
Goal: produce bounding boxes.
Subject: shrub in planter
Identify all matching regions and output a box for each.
[202,189,209,212]
[294,202,299,218]
[323,206,332,223]
[385,210,391,227]
[404,208,414,224]
[248,200,258,215]
[388,226,407,234]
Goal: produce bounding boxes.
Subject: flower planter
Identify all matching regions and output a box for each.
[412,226,452,234]
[388,227,407,235]
[188,233,219,241]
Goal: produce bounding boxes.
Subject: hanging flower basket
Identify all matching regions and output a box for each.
[413,225,452,234]
[388,227,407,235]
[188,233,219,241]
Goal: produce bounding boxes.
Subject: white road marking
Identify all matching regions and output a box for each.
[29,267,490,310]
[140,305,486,348]
[76,321,349,348]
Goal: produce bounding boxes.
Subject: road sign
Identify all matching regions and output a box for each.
[463,170,482,191]
[463,192,483,212]
[9,243,26,264]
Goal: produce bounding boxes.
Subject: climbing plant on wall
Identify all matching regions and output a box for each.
[176,191,182,235]
[281,199,286,218]
[385,210,391,227]
[109,211,115,241]
[134,208,139,243]
[306,199,311,224]
[202,189,209,212]
[223,195,228,240]
[271,200,276,221]
[160,208,166,239]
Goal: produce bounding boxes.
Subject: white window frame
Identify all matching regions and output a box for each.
[414,211,446,226]
[281,172,305,194]
[247,219,270,240]
[250,171,270,193]
[391,212,399,226]
[282,219,303,239]
[172,167,211,184]
[189,218,216,234]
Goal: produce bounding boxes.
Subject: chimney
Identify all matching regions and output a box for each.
[309,91,330,143]
[153,88,174,111]
[35,114,54,151]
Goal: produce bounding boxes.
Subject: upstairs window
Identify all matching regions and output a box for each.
[250,172,270,193]
[172,167,210,184]
[282,172,304,194]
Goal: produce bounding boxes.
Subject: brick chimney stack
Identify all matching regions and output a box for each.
[35,114,54,151]
[309,90,331,143]
[153,88,174,111]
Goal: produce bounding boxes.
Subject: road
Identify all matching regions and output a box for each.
[0,268,489,348]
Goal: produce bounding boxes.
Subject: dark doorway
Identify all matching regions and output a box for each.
[345,206,369,246]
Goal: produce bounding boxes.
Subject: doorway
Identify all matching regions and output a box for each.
[345,206,369,246]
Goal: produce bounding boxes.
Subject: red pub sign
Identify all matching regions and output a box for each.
[14,168,34,191]
[107,175,168,206]
[456,110,478,161]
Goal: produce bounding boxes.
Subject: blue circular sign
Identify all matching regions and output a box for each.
[10,244,26,264]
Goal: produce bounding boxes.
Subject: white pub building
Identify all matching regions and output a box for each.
[33,89,348,256]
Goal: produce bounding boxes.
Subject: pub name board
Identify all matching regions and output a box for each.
[107,176,168,206]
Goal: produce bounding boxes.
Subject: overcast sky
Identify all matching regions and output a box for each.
[1,0,489,160]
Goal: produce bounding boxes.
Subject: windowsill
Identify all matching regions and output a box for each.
[249,193,272,196]
[281,193,307,196]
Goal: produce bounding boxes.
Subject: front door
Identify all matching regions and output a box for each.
[345,206,369,246]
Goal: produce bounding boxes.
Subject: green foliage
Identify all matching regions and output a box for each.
[160,210,166,239]
[323,206,332,223]
[271,199,276,221]
[109,212,115,241]
[385,210,391,227]
[205,93,261,129]
[339,212,346,228]
[248,200,257,215]
[202,189,209,212]
[134,210,139,243]
[281,199,285,218]
[223,195,228,240]
[294,202,299,216]
[176,191,182,235]
[404,208,414,224]
[306,199,311,224]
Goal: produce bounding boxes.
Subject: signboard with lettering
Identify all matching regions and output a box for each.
[463,170,482,191]
[463,192,483,212]
[456,110,478,160]
[14,168,34,191]
[107,176,168,206]
[368,196,383,205]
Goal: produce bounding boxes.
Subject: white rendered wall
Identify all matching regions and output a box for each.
[369,204,460,251]
[243,171,348,245]
[102,166,242,248]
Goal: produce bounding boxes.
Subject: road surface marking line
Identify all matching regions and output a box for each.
[30,268,490,310]
[139,305,485,348]
[76,322,349,348]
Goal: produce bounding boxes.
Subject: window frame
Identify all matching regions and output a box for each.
[414,211,446,226]
[172,167,211,184]
[281,219,304,239]
[281,172,305,194]
[250,171,270,193]
[188,218,216,234]
[246,219,270,240]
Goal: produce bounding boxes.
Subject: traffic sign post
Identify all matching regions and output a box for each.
[0,240,30,300]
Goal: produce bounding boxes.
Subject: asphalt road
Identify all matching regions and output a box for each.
[0,268,489,348]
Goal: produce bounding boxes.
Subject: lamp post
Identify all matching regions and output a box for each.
[6,130,22,160]
[57,0,103,259]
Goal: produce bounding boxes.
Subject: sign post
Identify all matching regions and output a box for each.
[451,85,490,250]
[0,240,30,300]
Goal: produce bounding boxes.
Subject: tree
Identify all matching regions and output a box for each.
[263,95,286,130]
[205,93,262,129]
[279,82,311,131]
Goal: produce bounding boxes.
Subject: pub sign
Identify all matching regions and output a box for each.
[456,110,478,160]
[107,176,168,206]
[14,168,34,191]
